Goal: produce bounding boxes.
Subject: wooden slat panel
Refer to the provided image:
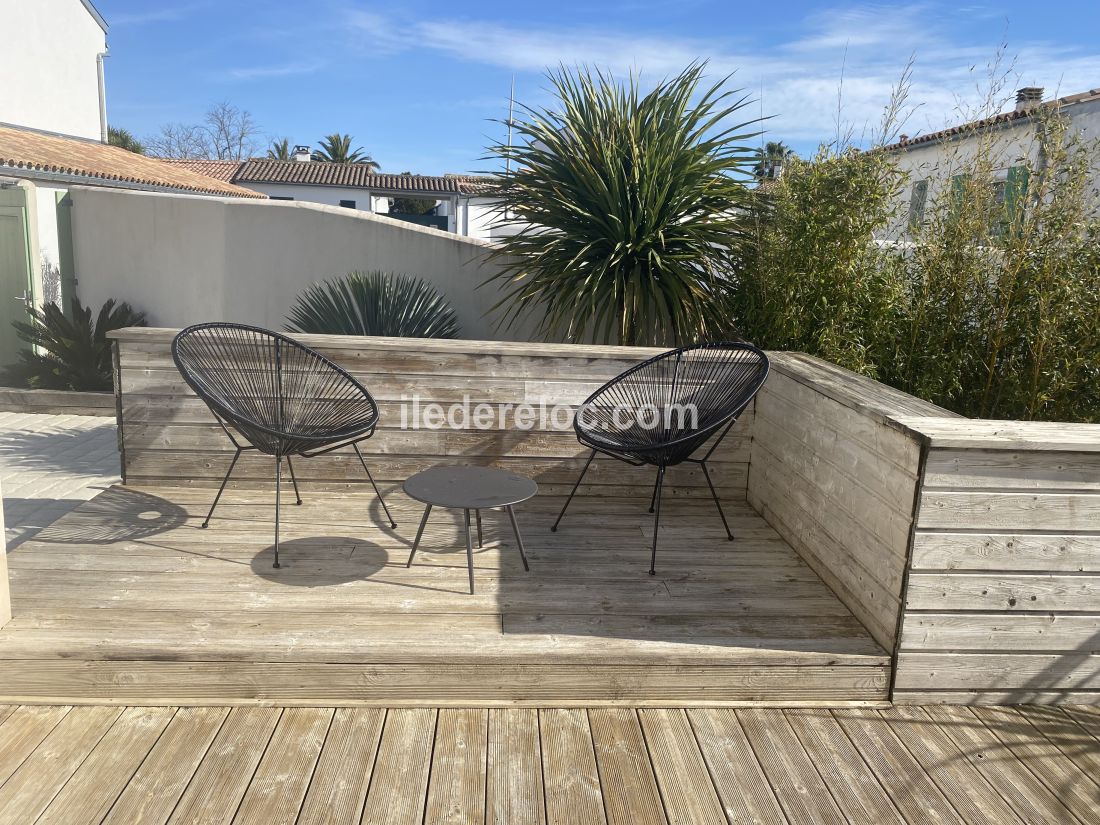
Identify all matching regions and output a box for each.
[232,707,332,825]
[166,707,281,824]
[0,705,71,788]
[588,709,666,825]
[297,708,384,825]
[361,709,435,825]
[923,448,1100,491]
[639,708,726,825]
[102,707,229,825]
[425,709,487,825]
[540,709,606,825]
[900,613,1100,652]
[910,532,1100,572]
[904,573,1100,612]
[36,706,175,825]
[918,491,1100,531]
[487,708,545,825]
[894,653,1100,691]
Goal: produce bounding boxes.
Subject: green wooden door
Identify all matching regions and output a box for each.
[0,187,34,369]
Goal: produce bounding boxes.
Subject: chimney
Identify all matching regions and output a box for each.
[1015,87,1044,113]
[293,145,311,162]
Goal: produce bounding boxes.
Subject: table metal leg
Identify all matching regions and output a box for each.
[507,505,530,571]
[406,504,432,568]
[464,508,475,594]
[475,509,483,548]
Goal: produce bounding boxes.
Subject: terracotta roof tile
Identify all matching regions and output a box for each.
[0,125,265,198]
[232,160,494,194]
[158,158,243,182]
[885,87,1100,152]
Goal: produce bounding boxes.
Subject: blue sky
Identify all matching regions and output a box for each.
[97,0,1100,174]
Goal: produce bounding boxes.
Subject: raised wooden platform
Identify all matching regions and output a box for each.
[0,483,888,705]
[2,703,1098,824]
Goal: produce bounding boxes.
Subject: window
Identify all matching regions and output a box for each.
[992,166,1028,237]
[908,179,928,230]
[339,199,356,209]
[270,196,294,201]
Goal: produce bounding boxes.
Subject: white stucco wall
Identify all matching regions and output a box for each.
[0,0,107,140]
[68,187,545,341]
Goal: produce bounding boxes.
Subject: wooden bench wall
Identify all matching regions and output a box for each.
[747,354,958,651]
[893,418,1100,704]
[108,329,753,498]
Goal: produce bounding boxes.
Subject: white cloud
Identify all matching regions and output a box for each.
[341,4,1100,151]
[220,61,327,82]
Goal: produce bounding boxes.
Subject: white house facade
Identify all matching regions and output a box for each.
[0,0,109,142]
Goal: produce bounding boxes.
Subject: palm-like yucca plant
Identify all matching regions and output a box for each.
[286,271,459,338]
[2,298,147,391]
[312,133,380,168]
[266,138,292,160]
[486,62,761,345]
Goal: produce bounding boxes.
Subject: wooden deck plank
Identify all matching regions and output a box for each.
[0,705,122,824]
[361,709,436,825]
[588,709,666,825]
[101,707,230,825]
[922,705,1078,825]
[875,706,1025,825]
[539,709,607,825]
[166,707,281,825]
[687,709,789,825]
[36,706,176,825]
[297,708,384,825]
[1014,706,1100,782]
[487,708,545,825]
[734,708,846,825]
[969,706,1100,823]
[783,708,906,824]
[231,707,333,825]
[424,708,488,825]
[638,708,726,825]
[831,709,963,825]
[0,705,71,788]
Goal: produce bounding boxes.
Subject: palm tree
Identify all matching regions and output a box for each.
[312,134,380,168]
[487,63,761,346]
[752,141,795,179]
[108,126,146,154]
[266,138,292,160]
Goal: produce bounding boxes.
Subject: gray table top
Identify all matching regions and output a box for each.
[403,465,538,509]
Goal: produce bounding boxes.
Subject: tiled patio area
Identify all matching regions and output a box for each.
[1,702,1098,824]
[0,411,119,549]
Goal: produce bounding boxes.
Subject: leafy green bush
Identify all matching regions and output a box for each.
[736,106,1100,422]
[286,271,460,338]
[487,63,760,345]
[2,297,147,391]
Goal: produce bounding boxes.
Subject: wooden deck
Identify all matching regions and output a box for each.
[0,483,888,705]
[1,702,1098,824]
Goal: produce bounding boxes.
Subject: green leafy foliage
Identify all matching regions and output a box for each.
[108,126,145,154]
[312,134,379,168]
[266,138,292,160]
[2,298,147,391]
[286,271,460,339]
[486,63,761,345]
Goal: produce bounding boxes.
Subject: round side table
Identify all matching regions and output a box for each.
[403,466,537,594]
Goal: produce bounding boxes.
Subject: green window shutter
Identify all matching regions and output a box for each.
[908,179,928,230]
[1004,165,1029,229]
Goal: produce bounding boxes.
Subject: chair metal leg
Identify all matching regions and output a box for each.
[285,455,303,505]
[649,465,666,576]
[202,448,242,528]
[463,508,475,594]
[273,454,282,569]
[406,504,432,568]
[353,443,396,528]
[507,505,530,571]
[551,449,596,532]
[701,461,733,541]
[475,509,483,548]
[648,471,660,513]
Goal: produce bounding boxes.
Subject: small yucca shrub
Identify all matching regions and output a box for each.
[286,271,460,338]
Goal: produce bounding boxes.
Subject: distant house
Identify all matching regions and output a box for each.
[164,155,508,240]
[887,86,1100,236]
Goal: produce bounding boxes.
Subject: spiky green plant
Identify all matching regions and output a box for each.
[266,138,292,160]
[2,298,147,391]
[286,271,459,338]
[486,62,761,345]
[312,134,379,168]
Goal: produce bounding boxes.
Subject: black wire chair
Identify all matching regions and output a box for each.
[172,322,396,568]
[551,342,769,575]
